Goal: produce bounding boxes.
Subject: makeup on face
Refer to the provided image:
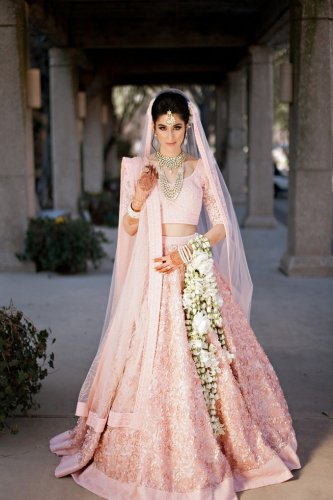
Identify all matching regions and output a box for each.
[154,113,186,154]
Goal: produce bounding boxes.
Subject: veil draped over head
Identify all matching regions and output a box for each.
[75,89,253,434]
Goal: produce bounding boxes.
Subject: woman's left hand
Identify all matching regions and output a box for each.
[154,250,184,274]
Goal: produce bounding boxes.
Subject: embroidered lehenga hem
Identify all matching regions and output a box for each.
[50,438,299,499]
[71,465,237,500]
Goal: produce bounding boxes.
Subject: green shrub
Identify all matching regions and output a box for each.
[16,217,108,273]
[0,302,55,433]
[79,190,119,228]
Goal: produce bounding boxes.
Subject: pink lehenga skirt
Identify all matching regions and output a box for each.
[50,234,301,499]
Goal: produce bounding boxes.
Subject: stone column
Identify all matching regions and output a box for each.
[243,45,276,228]
[105,93,119,180]
[280,0,333,276]
[215,84,227,169]
[49,48,81,214]
[83,94,104,193]
[224,70,247,204]
[0,0,37,271]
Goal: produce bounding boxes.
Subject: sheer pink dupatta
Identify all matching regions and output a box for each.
[188,101,253,320]
[75,156,163,432]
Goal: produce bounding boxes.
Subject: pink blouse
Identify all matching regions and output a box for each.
[122,157,223,228]
[158,159,222,226]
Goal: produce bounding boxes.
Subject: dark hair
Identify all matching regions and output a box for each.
[151,91,190,124]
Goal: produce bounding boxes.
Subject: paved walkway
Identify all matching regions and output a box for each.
[0,219,332,499]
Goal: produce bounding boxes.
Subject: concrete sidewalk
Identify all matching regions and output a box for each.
[0,222,332,500]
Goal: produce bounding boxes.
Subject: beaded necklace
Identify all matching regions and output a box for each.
[155,150,186,172]
[155,151,186,200]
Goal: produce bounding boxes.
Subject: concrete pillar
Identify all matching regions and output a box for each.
[105,95,119,180]
[0,0,36,271]
[280,0,333,276]
[83,94,104,193]
[49,48,81,214]
[215,84,227,169]
[105,138,118,180]
[224,71,247,204]
[243,45,276,228]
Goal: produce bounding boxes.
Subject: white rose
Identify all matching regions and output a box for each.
[191,252,209,270]
[193,312,211,334]
[197,258,214,276]
[205,270,215,280]
[192,250,208,262]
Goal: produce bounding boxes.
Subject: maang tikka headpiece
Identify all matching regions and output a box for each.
[165,109,176,126]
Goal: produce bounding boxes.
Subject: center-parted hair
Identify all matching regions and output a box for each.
[151,91,190,124]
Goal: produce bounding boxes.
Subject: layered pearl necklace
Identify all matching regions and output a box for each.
[155,150,186,200]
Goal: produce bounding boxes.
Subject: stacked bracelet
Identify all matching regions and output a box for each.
[127,202,141,219]
[178,243,193,264]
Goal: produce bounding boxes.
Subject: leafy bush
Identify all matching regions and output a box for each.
[79,188,120,228]
[0,302,55,433]
[16,217,108,273]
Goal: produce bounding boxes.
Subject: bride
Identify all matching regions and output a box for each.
[50,89,301,499]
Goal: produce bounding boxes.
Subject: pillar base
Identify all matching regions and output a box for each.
[0,257,36,272]
[280,253,333,277]
[242,215,277,228]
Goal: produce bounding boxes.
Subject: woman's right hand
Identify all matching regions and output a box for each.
[132,164,159,208]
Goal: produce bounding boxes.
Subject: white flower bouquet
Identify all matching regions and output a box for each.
[182,233,235,436]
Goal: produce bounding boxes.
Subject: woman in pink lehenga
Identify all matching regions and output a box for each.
[50,90,301,499]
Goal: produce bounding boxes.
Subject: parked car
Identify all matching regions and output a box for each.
[272,145,289,197]
[273,163,288,197]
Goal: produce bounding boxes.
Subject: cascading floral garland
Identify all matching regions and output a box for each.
[182,233,235,436]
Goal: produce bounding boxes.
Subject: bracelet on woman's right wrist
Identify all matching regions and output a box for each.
[127,202,141,219]
[131,200,142,211]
